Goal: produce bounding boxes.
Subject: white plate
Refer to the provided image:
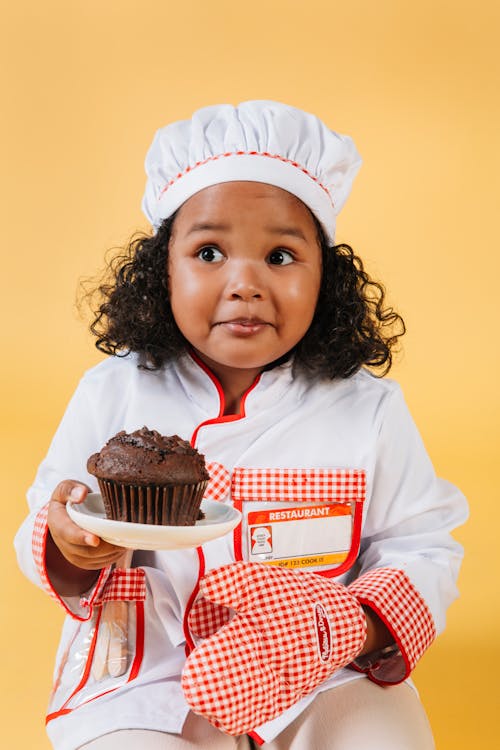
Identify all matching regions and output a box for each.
[67,493,241,550]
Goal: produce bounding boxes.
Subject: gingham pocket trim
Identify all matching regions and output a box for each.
[204,461,231,502]
[96,568,146,604]
[232,467,366,503]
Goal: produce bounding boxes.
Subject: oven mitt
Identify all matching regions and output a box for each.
[181,561,367,735]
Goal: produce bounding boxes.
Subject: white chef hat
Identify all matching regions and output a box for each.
[142,100,361,243]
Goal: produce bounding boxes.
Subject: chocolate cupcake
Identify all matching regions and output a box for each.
[87,427,210,526]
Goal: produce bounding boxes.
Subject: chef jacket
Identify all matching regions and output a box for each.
[14,352,468,750]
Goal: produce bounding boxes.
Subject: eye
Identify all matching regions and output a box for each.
[267,249,294,266]
[197,245,224,263]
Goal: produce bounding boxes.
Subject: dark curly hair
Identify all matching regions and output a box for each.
[85,215,405,378]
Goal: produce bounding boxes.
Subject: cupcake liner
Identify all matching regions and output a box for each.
[97,479,208,526]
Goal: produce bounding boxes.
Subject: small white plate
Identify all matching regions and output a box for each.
[67,493,241,550]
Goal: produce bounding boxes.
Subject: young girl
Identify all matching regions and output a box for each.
[15,101,467,750]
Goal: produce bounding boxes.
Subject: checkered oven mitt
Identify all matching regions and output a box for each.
[181,561,367,735]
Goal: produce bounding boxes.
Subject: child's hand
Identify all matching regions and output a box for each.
[47,480,125,571]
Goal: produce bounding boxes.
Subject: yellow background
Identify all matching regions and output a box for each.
[1,1,499,746]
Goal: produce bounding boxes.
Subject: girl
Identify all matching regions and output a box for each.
[15,101,467,750]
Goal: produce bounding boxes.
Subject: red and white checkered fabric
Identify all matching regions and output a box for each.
[231,467,365,503]
[181,561,367,735]
[32,502,111,619]
[32,503,58,602]
[203,464,366,505]
[96,567,147,604]
[188,595,233,640]
[204,462,231,502]
[348,567,436,683]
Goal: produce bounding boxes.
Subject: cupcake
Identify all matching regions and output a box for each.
[87,427,210,526]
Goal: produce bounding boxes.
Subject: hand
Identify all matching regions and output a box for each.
[182,561,367,735]
[46,480,125,594]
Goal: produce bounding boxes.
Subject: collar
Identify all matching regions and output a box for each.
[173,350,303,419]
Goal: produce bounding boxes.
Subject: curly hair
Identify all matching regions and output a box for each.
[85,216,405,378]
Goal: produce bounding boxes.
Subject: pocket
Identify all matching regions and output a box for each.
[46,568,146,722]
[231,467,365,578]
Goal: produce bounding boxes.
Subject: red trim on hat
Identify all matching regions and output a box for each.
[158,151,334,207]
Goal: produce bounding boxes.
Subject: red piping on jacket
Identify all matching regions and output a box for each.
[183,350,261,654]
[189,351,261,445]
[248,730,265,745]
[316,499,364,579]
[183,547,206,655]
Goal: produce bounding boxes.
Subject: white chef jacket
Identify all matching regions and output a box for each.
[14,352,468,750]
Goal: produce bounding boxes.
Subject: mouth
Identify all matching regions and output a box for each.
[215,318,273,336]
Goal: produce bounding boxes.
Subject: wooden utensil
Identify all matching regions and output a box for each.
[92,549,134,680]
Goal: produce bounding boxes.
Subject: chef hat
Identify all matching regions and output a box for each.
[142,100,361,243]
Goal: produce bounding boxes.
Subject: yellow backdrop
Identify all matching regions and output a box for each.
[2,1,499,747]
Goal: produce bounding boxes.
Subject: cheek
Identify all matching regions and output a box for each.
[284,273,321,319]
[169,262,203,309]
[168,262,215,339]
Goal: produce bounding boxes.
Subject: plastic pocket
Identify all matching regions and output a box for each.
[231,467,366,577]
[46,568,146,721]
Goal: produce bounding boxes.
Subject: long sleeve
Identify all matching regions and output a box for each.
[348,384,468,682]
[13,375,113,617]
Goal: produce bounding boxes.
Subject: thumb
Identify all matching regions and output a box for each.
[199,561,262,613]
[51,479,91,505]
[49,479,99,547]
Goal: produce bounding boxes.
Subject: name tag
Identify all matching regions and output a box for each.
[245,502,354,570]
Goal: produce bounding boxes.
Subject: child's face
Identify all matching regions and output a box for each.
[168,181,322,383]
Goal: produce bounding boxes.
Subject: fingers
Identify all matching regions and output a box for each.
[48,495,99,550]
[58,545,126,570]
[50,479,101,546]
[50,479,91,505]
[47,479,123,569]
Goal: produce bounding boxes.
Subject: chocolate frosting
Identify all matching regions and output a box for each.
[87,427,210,485]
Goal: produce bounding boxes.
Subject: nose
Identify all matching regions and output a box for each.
[225,261,264,301]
